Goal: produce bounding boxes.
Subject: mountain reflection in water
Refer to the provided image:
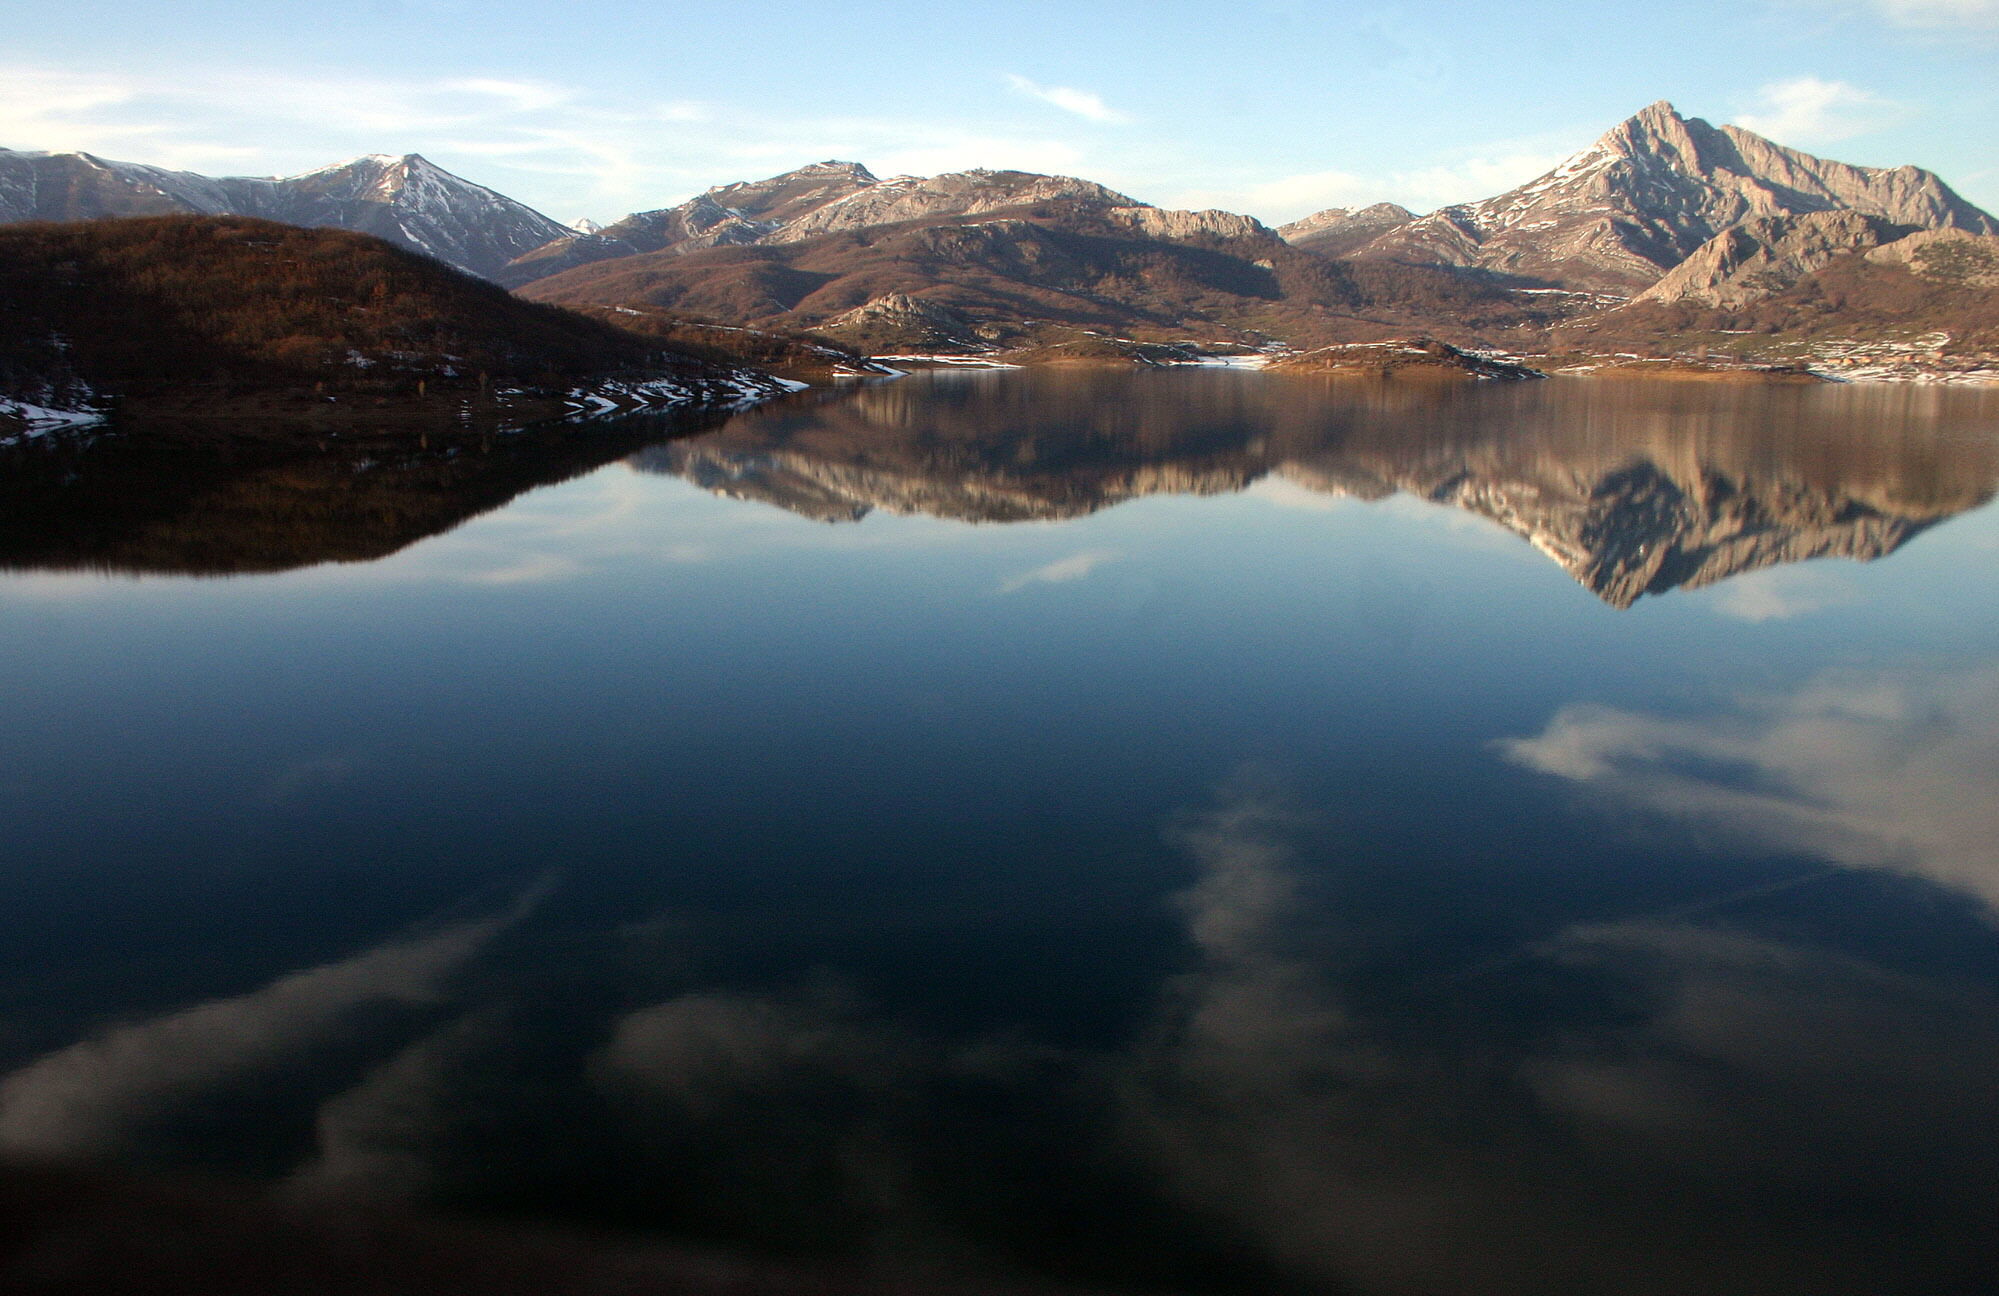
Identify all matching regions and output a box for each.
[4,371,1994,607]
[0,407,735,577]
[641,370,1999,607]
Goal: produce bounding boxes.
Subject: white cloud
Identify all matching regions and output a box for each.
[1174,147,1566,224]
[997,548,1119,593]
[1734,76,1901,144]
[1004,74,1131,125]
[1499,663,1999,915]
[1708,566,1860,622]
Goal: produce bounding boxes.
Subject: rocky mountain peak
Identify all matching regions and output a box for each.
[278,152,511,205]
[1620,99,1692,142]
[1340,100,1998,291]
[1278,202,1417,256]
[795,160,879,182]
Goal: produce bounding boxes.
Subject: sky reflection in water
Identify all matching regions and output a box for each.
[2,370,1998,1294]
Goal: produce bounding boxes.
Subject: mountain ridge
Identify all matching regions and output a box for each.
[0,147,573,279]
[1310,101,1996,291]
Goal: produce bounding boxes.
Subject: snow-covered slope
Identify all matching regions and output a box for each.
[0,148,572,280]
[0,148,241,220]
[223,154,573,280]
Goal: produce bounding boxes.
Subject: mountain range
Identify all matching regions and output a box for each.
[0,149,571,280]
[4,101,1997,362]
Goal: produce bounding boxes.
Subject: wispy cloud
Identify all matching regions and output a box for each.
[0,888,541,1159]
[0,65,1092,222]
[1709,567,1860,622]
[1004,74,1131,125]
[1865,0,1999,26]
[288,1010,506,1201]
[1734,76,1903,143]
[437,78,574,114]
[465,553,585,585]
[1174,145,1567,224]
[1498,663,1999,915]
[998,548,1119,594]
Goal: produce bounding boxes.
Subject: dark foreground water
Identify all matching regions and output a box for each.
[4,369,1999,1294]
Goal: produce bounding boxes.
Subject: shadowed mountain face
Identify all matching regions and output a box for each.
[636,371,1999,607]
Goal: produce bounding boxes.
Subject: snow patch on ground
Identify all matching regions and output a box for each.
[557,368,804,423]
[0,394,107,444]
[872,354,1024,369]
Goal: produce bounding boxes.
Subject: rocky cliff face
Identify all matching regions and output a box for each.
[1105,206,1274,243]
[489,167,892,289]
[1636,210,1909,307]
[1344,102,1997,292]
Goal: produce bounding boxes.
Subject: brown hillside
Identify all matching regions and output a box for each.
[519,201,1566,348]
[0,216,749,421]
[1541,251,1999,361]
[563,305,886,382]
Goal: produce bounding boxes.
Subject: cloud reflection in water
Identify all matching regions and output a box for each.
[1501,662,1999,915]
[2,787,1996,1293]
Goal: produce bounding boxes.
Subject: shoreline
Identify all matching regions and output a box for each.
[0,367,808,447]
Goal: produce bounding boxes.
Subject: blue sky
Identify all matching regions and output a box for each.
[6,0,1996,225]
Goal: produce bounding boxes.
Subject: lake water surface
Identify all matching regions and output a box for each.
[4,369,1999,1294]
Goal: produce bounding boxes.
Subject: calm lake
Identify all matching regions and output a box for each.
[4,368,1999,1294]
